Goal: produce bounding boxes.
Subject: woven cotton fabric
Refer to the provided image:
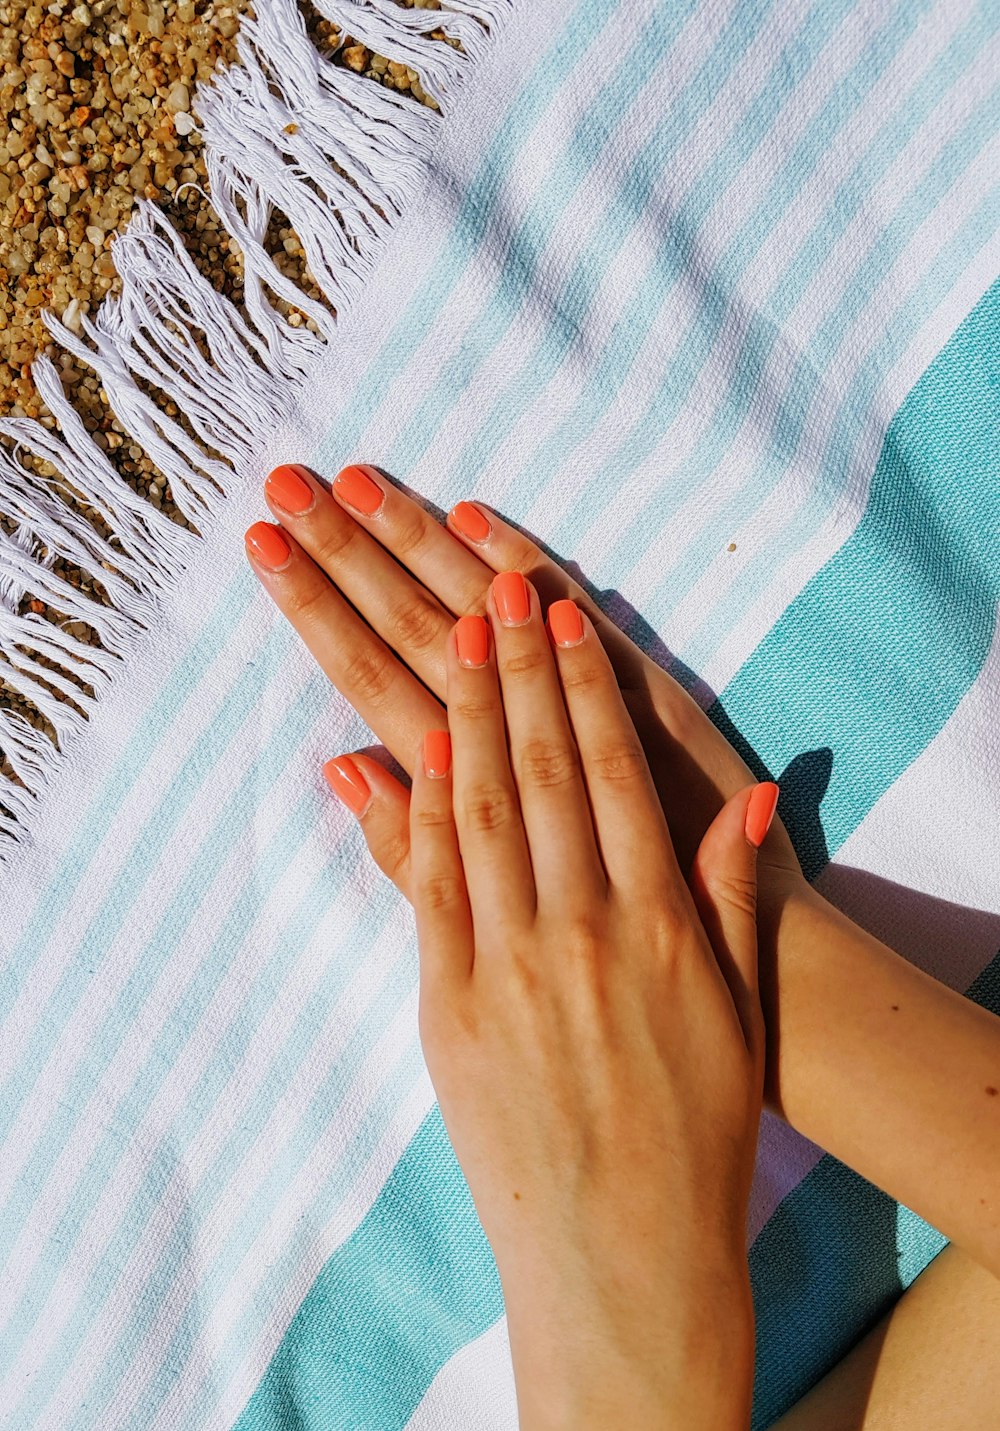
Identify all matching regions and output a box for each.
[1,0,998,1426]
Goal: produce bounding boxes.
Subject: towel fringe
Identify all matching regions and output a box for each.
[0,0,510,864]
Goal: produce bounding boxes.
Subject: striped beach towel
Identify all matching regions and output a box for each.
[1,0,998,1426]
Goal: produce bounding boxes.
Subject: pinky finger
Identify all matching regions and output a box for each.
[324,751,414,899]
[409,730,476,1002]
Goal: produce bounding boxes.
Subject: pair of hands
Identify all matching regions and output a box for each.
[245,461,799,1427]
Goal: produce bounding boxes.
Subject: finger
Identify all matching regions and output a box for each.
[447,614,536,932]
[545,598,682,898]
[486,573,605,907]
[264,462,468,697]
[325,460,490,625]
[322,751,414,901]
[688,781,778,1055]
[446,498,648,684]
[409,729,475,1003]
[245,519,445,776]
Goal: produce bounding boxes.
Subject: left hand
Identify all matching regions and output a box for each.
[256,525,773,1427]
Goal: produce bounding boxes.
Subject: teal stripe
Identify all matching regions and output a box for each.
[235,1105,503,1431]
[717,273,1000,874]
[748,945,1000,1429]
[1,0,995,1419]
[226,274,1000,1430]
[685,169,1000,674]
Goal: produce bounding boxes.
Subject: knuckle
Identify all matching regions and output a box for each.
[388,590,444,654]
[558,659,606,695]
[460,780,519,834]
[452,691,498,722]
[311,516,359,568]
[378,831,410,887]
[412,802,454,831]
[502,645,548,678]
[283,576,331,625]
[341,644,396,706]
[720,873,758,919]
[419,871,466,913]
[390,508,431,561]
[587,740,647,785]
[564,912,607,964]
[517,737,579,790]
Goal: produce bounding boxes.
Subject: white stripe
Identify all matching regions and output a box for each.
[405,1318,519,1431]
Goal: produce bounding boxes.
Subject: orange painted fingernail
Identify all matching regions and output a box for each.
[423,729,452,779]
[456,614,489,668]
[493,571,530,626]
[323,756,372,817]
[245,521,292,570]
[548,599,584,647]
[265,463,314,514]
[745,782,779,848]
[449,501,492,543]
[332,463,385,515]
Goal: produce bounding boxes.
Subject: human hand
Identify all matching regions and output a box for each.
[362,569,773,1428]
[244,462,803,1104]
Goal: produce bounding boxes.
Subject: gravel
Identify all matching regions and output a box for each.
[0,0,459,799]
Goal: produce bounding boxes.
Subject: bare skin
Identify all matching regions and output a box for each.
[772,1243,1000,1430]
[244,461,1000,1422]
[401,583,769,1428]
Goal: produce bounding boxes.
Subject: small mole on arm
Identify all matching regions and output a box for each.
[891,1005,900,1012]
[986,1087,998,1098]
[513,1192,521,1200]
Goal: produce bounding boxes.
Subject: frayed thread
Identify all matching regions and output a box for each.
[0,0,511,863]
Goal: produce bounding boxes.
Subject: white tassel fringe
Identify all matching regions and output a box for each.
[0,0,511,863]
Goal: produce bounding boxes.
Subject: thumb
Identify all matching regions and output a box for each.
[688,781,779,1053]
[322,751,413,901]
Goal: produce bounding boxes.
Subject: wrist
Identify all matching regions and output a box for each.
[502,1255,755,1430]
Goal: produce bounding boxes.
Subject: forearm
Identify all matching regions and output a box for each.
[759,874,1000,1275]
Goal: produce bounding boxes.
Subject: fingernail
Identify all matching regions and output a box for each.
[423,729,452,779]
[493,571,530,626]
[548,599,584,647]
[456,614,489,668]
[323,756,372,817]
[745,782,779,848]
[245,521,292,570]
[333,463,385,516]
[449,501,492,544]
[265,463,314,515]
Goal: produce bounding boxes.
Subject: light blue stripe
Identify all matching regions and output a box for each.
[1,624,318,1383]
[235,1105,503,1431]
[748,943,1000,1429]
[422,0,853,499]
[377,0,705,479]
[58,810,421,1430]
[1,0,995,1419]
[312,0,616,472]
[0,572,253,1022]
[717,273,1000,869]
[523,0,985,619]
